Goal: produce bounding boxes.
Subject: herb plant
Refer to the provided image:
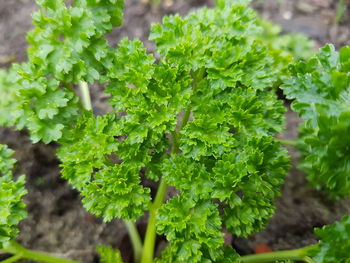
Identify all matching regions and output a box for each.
[0,144,78,263]
[0,144,26,249]
[0,0,350,263]
[282,44,350,199]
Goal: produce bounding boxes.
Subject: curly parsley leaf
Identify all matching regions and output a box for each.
[82,164,151,222]
[0,68,22,128]
[257,18,315,83]
[0,145,27,248]
[4,0,125,144]
[156,196,225,262]
[97,245,124,263]
[282,45,350,199]
[282,44,349,122]
[58,113,151,221]
[28,0,124,83]
[58,1,291,261]
[312,215,350,263]
[150,2,278,90]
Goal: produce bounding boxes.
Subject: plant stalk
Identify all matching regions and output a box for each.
[140,179,167,263]
[240,244,318,263]
[125,221,143,263]
[277,138,297,147]
[0,255,22,263]
[3,241,80,263]
[140,68,205,263]
[175,67,205,144]
[79,81,92,111]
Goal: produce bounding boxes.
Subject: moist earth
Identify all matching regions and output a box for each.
[0,0,350,262]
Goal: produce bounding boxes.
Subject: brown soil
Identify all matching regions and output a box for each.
[0,0,349,262]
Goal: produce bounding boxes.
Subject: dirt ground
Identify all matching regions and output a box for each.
[0,0,350,262]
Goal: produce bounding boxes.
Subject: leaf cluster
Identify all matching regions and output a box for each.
[0,0,332,262]
[57,113,151,222]
[1,0,124,143]
[97,246,124,263]
[256,18,315,83]
[0,0,315,145]
[282,44,350,199]
[312,215,350,263]
[57,1,291,261]
[0,145,27,249]
[0,69,22,128]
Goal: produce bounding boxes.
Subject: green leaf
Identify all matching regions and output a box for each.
[0,145,16,176]
[312,215,350,263]
[340,46,350,71]
[12,63,80,144]
[97,246,124,263]
[0,68,22,128]
[256,17,315,83]
[82,164,151,221]
[0,145,27,248]
[282,44,347,121]
[216,137,290,237]
[282,44,350,199]
[157,195,225,262]
[3,0,125,143]
[28,0,124,83]
[298,109,350,199]
[58,113,151,221]
[150,3,281,90]
[58,112,120,189]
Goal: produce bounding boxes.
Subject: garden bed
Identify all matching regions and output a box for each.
[0,0,349,262]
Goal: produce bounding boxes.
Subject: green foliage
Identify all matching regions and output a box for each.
[312,215,350,263]
[0,0,313,145]
[55,1,292,261]
[257,18,315,82]
[2,0,124,143]
[0,145,16,177]
[0,68,21,128]
[150,4,278,90]
[97,246,124,263]
[156,197,225,262]
[0,145,27,249]
[282,44,350,199]
[159,137,289,240]
[57,113,151,222]
[4,0,348,262]
[258,18,315,62]
[14,63,80,143]
[27,0,124,83]
[156,241,240,263]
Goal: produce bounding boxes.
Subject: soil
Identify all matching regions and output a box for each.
[0,0,350,262]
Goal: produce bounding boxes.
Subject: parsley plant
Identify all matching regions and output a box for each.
[0,0,349,263]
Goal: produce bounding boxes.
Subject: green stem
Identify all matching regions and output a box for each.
[3,241,80,263]
[179,107,191,131]
[139,68,205,263]
[176,67,205,138]
[0,255,22,263]
[171,131,180,154]
[79,81,92,111]
[125,221,143,263]
[240,244,318,263]
[277,138,297,147]
[141,179,167,263]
